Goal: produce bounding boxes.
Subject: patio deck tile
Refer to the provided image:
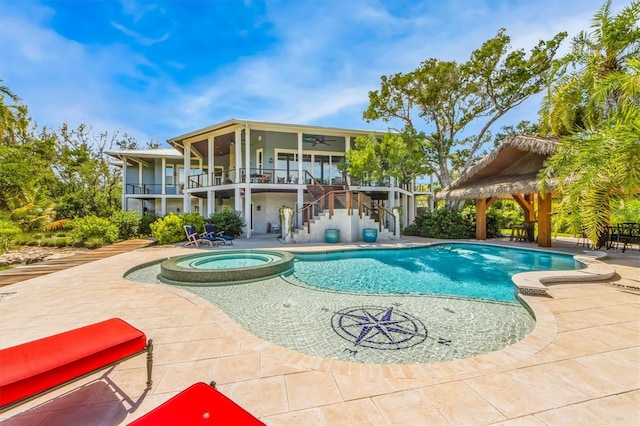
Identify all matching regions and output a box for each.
[0,236,638,424]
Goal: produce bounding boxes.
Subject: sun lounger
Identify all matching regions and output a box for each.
[184,225,217,247]
[0,318,153,412]
[203,224,234,245]
[128,382,264,425]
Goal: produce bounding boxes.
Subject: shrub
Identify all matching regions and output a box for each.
[150,213,186,245]
[109,210,142,240]
[0,220,20,253]
[70,216,119,247]
[139,213,160,236]
[208,210,245,237]
[409,207,475,239]
[55,238,72,247]
[179,213,205,232]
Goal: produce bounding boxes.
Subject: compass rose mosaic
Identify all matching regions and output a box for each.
[331,306,427,350]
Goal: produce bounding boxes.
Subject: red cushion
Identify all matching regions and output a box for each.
[0,318,147,407]
[128,382,264,426]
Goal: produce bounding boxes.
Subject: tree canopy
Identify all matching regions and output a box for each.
[342,129,431,186]
[360,28,566,190]
[0,81,137,225]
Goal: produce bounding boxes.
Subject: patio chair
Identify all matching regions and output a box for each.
[203,224,234,245]
[184,225,216,247]
[271,221,281,235]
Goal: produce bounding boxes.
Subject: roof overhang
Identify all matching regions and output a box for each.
[439,135,559,200]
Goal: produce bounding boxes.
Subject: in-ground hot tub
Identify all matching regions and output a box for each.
[160,250,294,285]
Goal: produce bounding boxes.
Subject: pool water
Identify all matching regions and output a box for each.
[293,243,581,302]
[176,253,282,269]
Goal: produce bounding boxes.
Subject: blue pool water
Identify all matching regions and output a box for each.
[292,243,581,302]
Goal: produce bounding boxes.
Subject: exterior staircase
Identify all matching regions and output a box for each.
[292,189,396,244]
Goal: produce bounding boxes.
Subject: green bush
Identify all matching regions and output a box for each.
[55,238,72,247]
[207,209,245,237]
[70,216,119,247]
[408,207,475,239]
[180,213,205,232]
[0,220,20,253]
[612,199,640,223]
[150,213,186,245]
[109,210,142,240]
[139,213,160,236]
[406,206,505,239]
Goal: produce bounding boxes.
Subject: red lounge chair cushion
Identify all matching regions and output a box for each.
[0,318,147,408]
[129,382,264,425]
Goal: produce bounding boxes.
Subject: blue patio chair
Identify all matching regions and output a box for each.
[204,224,234,245]
[184,225,217,247]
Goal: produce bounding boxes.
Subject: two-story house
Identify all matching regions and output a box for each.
[108,119,433,241]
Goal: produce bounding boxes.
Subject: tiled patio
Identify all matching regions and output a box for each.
[1,236,638,425]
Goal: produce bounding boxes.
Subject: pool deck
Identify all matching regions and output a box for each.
[1,236,638,425]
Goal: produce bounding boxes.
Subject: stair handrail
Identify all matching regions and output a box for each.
[349,192,396,233]
[292,189,396,235]
[293,190,351,233]
[304,170,324,190]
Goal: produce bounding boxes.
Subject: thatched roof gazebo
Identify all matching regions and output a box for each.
[439,135,559,247]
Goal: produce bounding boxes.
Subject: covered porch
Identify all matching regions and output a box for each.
[440,135,558,248]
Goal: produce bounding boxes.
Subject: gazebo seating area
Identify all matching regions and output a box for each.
[597,223,640,252]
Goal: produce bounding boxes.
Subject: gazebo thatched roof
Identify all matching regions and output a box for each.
[439,135,559,200]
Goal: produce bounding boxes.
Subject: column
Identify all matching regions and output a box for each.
[235,128,242,182]
[476,198,487,240]
[183,143,191,213]
[297,132,303,183]
[161,157,166,195]
[121,158,127,210]
[538,192,552,247]
[297,187,304,227]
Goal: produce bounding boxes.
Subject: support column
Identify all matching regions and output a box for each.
[183,144,191,213]
[122,158,127,210]
[208,135,215,188]
[161,157,166,195]
[388,178,396,210]
[235,129,242,183]
[244,186,252,238]
[161,197,166,216]
[476,198,487,240]
[245,126,251,184]
[207,190,214,216]
[235,187,242,212]
[297,187,304,227]
[297,132,303,184]
[243,126,251,238]
[538,192,552,247]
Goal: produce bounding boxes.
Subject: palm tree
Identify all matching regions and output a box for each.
[0,79,29,144]
[539,0,640,136]
[540,1,640,245]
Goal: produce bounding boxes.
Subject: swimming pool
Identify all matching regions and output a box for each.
[292,243,581,302]
[124,243,580,364]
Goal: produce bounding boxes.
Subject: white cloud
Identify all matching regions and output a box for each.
[0,0,618,147]
[110,21,170,45]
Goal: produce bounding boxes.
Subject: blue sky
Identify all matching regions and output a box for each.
[0,0,619,146]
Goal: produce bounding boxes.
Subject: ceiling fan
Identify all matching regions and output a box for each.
[303,134,338,147]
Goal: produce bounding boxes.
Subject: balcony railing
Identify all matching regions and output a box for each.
[126,184,180,195]
[184,169,413,189]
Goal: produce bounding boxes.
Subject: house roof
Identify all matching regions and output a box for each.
[166,118,387,146]
[105,148,183,166]
[439,135,559,200]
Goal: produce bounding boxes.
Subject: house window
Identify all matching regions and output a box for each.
[165,165,174,186]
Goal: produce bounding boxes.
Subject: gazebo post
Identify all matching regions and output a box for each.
[476,198,487,240]
[537,192,552,247]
